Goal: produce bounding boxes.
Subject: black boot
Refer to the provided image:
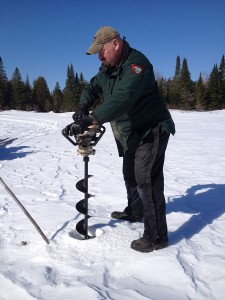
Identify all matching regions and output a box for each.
[131,237,168,253]
[111,211,142,222]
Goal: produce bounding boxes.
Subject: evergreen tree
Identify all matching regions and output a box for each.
[79,72,85,84]
[195,73,207,110]
[157,77,164,99]
[63,64,79,111]
[164,79,172,107]
[219,54,225,108]
[75,71,82,102]
[52,82,63,112]
[10,67,26,110]
[179,58,195,109]
[157,77,168,102]
[173,55,181,80]
[206,64,223,110]
[32,76,52,111]
[75,72,79,85]
[22,75,33,110]
[167,56,182,108]
[0,57,10,109]
[78,72,87,95]
[167,79,180,108]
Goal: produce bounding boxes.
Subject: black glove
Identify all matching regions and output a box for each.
[72,104,89,122]
[69,115,93,136]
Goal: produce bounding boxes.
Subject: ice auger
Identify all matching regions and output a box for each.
[62,123,105,239]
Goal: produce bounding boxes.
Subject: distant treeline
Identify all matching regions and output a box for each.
[0,55,224,112]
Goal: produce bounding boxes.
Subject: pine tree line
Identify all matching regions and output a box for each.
[158,55,225,110]
[0,58,85,112]
[0,55,225,112]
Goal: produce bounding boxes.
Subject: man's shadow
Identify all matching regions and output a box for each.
[167,184,225,245]
[0,138,33,160]
[51,183,225,242]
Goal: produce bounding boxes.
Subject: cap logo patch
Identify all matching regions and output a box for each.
[132,64,144,74]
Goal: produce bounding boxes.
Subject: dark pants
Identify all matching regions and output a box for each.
[123,126,169,243]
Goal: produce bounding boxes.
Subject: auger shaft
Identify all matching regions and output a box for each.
[83,156,89,239]
[75,156,93,239]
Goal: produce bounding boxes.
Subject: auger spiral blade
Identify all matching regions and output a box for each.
[76,199,87,214]
[76,175,92,193]
[75,156,96,240]
[76,216,94,239]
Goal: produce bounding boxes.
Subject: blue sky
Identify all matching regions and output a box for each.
[1,0,225,91]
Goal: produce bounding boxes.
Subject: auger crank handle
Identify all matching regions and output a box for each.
[91,125,106,146]
[62,123,78,146]
[62,123,106,148]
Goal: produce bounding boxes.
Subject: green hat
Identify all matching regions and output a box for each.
[86,26,119,55]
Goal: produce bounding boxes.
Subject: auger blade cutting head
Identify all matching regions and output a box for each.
[76,217,95,239]
[76,175,93,193]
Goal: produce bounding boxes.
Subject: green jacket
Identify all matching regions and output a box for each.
[80,45,175,156]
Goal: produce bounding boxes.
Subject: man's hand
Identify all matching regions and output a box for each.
[69,115,93,136]
[72,104,89,122]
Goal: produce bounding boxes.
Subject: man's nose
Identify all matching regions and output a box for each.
[98,52,103,61]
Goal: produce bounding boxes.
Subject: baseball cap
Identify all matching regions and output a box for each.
[86,26,120,55]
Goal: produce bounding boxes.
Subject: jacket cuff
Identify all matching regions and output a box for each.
[91,113,101,125]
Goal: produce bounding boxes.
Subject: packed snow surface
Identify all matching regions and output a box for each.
[0,110,225,300]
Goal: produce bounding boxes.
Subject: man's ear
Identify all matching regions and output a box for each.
[112,38,119,50]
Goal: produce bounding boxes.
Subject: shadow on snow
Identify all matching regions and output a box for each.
[0,138,33,160]
[50,183,225,244]
[167,183,225,245]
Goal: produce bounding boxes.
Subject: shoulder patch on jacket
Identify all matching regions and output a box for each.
[132,64,144,74]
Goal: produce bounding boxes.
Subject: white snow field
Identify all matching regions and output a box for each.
[0,109,225,300]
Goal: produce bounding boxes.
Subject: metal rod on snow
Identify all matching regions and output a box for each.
[0,177,49,245]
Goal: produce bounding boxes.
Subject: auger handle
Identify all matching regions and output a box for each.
[62,123,79,146]
[91,125,106,146]
[62,124,106,147]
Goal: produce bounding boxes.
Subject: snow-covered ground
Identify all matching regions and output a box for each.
[0,109,224,300]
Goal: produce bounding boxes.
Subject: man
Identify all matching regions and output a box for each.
[67,26,175,252]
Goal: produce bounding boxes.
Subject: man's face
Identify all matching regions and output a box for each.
[98,39,118,67]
